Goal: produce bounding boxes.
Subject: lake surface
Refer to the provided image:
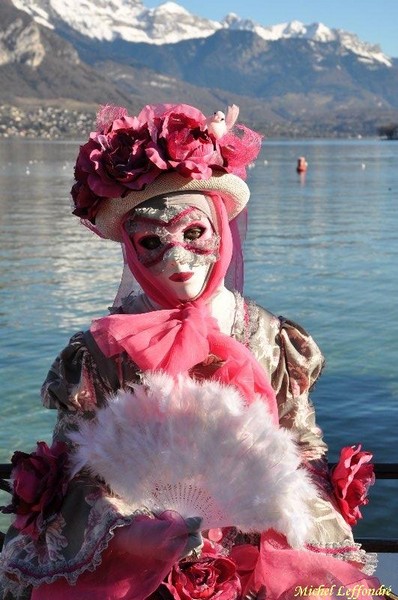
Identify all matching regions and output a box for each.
[0,137,397,538]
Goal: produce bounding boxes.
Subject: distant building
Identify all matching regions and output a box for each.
[378,124,398,140]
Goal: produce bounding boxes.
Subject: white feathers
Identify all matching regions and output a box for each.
[68,372,318,548]
[225,104,240,130]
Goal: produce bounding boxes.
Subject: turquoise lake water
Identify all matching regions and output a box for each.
[0,137,397,538]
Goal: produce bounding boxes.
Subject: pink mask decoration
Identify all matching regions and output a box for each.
[124,205,220,301]
[124,206,220,303]
[121,194,230,309]
[91,193,278,422]
[125,207,220,271]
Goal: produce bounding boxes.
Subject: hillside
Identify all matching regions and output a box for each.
[2,0,398,138]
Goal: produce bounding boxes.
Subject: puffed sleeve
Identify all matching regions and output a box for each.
[247,304,327,462]
[246,302,376,573]
[41,331,120,413]
[0,333,148,598]
[272,316,328,461]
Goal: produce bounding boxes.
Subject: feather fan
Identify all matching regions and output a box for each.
[68,372,318,548]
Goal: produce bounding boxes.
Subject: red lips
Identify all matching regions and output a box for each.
[169,272,194,282]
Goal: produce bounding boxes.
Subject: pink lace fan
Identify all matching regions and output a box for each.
[68,373,318,548]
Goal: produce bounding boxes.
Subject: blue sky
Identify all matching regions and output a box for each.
[145,0,398,58]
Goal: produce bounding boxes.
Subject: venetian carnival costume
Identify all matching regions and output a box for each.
[0,103,381,600]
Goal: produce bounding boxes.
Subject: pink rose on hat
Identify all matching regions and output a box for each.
[146,104,222,179]
[71,102,262,226]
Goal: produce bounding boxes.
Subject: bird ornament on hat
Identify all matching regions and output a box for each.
[206,104,240,139]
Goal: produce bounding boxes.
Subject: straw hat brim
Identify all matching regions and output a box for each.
[95,171,250,241]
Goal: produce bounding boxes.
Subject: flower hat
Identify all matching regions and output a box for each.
[71,102,263,241]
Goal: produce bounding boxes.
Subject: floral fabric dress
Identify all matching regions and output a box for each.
[0,294,376,599]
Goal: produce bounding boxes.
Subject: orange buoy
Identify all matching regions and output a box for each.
[296,156,308,173]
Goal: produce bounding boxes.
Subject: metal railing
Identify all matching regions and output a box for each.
[1,462,398,552]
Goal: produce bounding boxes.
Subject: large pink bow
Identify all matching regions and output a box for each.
[90,303,278,422]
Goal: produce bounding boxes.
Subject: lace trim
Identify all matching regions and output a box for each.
[306,540,378,576]
[245,297,262,340]
[218,529,377,578]
[217,526,377,576]
[0,507,151,595]
[230,293,262,347]
[125,207,220,271]
[244,301,280,369]
[230,291,245,341]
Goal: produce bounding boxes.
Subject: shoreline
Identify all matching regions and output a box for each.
[0,104,392,141]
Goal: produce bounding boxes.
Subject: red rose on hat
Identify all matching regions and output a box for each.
[71,102,262,238]
[144,104,221,179]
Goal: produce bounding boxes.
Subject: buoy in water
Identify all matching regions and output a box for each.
[296,156,308,173]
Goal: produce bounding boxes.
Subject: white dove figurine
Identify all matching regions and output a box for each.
[207,110,226,139]
[206,104,240,139]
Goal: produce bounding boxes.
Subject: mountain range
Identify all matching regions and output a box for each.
[2,0,398,138]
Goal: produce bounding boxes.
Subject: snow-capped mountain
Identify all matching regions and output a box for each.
[11,0,392,67]
[11,0,221,44]
[3,0,398,138]
[223,15,392,67]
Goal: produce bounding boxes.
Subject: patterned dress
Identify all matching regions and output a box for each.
[0,294,375,599]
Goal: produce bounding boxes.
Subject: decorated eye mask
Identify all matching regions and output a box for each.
[124,206,220,274]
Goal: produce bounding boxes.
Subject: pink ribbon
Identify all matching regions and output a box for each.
[90,302,278,423]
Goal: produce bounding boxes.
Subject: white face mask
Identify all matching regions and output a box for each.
[125,204,220,302]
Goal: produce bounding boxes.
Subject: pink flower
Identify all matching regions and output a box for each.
[1,441,70,539]
[71,103,264,219]
[71,177,102,222]
[331,445,375,526]
[89,116,161,193]
[145,104,220,180]
[163,539,241,600]
[72,114,162,218]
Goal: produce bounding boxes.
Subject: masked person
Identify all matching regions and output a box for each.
[0,104,380,600]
